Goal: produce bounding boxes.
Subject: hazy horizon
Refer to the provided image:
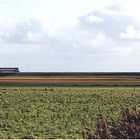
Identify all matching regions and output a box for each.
[0,0,140,72]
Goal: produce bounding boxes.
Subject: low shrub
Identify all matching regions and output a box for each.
[84,108,140,139]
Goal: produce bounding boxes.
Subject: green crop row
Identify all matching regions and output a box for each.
[0,87,140,138]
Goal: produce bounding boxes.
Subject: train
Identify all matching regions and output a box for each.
[0,68,20,73]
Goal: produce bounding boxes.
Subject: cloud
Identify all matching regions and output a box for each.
[86,15,104,23]
[0,4,133,56]
[79,4,137,41]
[1,3,140,71]
[120,25,140,40]
[0,4,138,45]
[0,17,52,44]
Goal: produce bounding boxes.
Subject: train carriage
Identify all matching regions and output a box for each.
[0,68,19,73]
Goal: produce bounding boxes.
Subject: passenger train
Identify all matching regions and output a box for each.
[0,68,19,73]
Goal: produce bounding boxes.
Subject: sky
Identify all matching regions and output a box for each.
[0,0,140,72]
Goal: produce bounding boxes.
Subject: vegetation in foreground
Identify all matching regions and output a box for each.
[0,87,140,139]
[85,107,140,139]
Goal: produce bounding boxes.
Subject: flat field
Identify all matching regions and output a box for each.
[0,87,140,139]
[1,75,140,86]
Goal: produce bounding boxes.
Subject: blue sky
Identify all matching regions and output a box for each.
[0,0,140,72]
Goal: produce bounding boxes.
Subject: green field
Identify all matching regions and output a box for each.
[0,87,140,139]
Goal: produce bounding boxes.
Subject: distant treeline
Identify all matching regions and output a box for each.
[1,72,140,77]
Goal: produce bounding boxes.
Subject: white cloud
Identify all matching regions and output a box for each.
[36,16,59,32]
[88,33,105,47]
[86,15,104,23]
[120,25,140,40]
[0,17,52,44]
[80,4,137,42]
[1,3,140,71]
[26,31,43,43]
[0,4,134,55]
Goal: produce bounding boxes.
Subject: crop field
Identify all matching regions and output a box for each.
[0,87,140,139]
[1,74,140,86]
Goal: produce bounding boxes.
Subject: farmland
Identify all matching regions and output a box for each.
[0,87,140,139]
[1,72,140,86]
